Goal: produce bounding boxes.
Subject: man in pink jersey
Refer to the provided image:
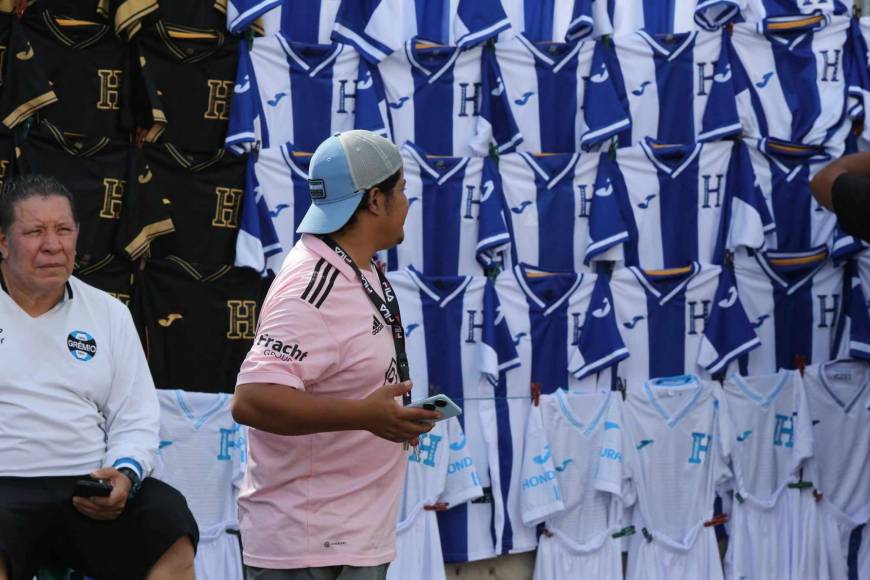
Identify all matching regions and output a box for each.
[232,131,440,580]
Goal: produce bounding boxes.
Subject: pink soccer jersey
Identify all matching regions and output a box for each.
[236,234,406,569]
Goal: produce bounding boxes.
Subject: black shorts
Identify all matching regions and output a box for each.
[0,475,199,580]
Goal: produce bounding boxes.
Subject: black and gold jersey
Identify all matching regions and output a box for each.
[115,0,232,40]
[22,6,130,140]
[74,253,135,306]
[16,121,173,265]
[131,256,271,393]
[137,143,245,266]
[0,12,57,128]
[130,20,237,151]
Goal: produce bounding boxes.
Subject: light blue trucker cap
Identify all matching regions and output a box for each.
[296,130,403,235]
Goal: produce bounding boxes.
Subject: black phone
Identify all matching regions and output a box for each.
[73,478,113,498]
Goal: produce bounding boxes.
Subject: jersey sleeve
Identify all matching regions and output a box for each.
[580,41,631,150]
[585,155,631,262]
[0,18,57,128]
[693,0,743,32]
[332,0,410,64]
[234,155,282,276]
[569,275,629,378]
[225,41,260,155]
[235,294,340,390]
[476,165,510,268]
[480,280,522,381]
[438,417,484,507]
[226,0,283,35]
[519,405,565,525]
[720,141,775,262]
[791,375,814,473]
[453,0,511,48]
[118,148,175,260]
[474,48,523,156]
[712,395,734,489]
[124,45,167,143]
[699,267,761,375]
[843,270,870,360]
[697,31,742,142]
[353,59,389,138]
[593,396,626,497]
[565,0,595,42]
[846,18,868,122]
[102,299,161,479]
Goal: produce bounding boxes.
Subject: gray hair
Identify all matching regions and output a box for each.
[0,174,78,232]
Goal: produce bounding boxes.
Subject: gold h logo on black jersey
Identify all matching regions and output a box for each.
[100,178,125,219]
[226,300,257,340]
[204,79,233,120]
[212,186,242,228]
[97,69,123,111]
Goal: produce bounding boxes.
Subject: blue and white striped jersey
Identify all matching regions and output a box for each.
[332,0,511,64]
[490,151,620,273]
[235,143,312,276]
[603,0,741,35]
[385,143,510,275]
[738,0,850,21]
[730,14,859,154]
[589,139,773,269]
[225,37,386,154]
[496,266,628,396]
[607,29,742,147]
[499,0,598,42]
[602,263,760,391]
[487,35,630,153]
[375,41,522,157]
[745,137,837,251]
[386,270,527,562]
[732,247,845,375]
[226,0,341,40]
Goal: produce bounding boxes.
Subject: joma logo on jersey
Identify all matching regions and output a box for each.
[457,82,482,117]
[204,79,233,120]
[226,300,257,340]
[256,333,309,361]
[409,432,442,467]
[97,69,123,110]
[100,178,125,219]
[212,187,243,228]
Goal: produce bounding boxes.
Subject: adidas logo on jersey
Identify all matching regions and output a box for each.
[372,316,385,335]
[256,333,308,362]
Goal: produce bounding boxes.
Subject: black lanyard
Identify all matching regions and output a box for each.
[317,235,411,403]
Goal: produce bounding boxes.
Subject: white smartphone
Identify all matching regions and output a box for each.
[407,394,462,422]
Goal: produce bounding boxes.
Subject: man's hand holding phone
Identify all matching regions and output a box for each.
[72,467,132,521]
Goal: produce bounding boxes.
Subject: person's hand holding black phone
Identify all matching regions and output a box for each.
[73,478,113,498]
[72,468,132,521]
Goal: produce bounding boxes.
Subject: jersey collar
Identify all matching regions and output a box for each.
[628,262,701,305]
[640,138,703,179]
[156,21,226,63]
[757,12,829,38]
[636,30,698,62]
[515,34,586,72]
[42,120,110,158]
[643,375,706,428]
[403,40,463,85]
[517,151,581,190]
[42,10,111,49]
[756,138,830,181]
[300,234,362,282]
[754,246,829,295]
[406,265,472,308]
[513,264,584,316]
[277,37,344,77]
[280,144,312,179]
[816,360,869,414]
[402,142,470,185]
[163,144,225,172]
[729,369,791,408]
[174,390,231,429]
[0,266,74,305]
[555,389,611,438]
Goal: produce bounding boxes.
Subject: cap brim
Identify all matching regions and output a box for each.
[296,191,364,235]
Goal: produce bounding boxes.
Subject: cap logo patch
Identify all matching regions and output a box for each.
[309,179,327,200]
